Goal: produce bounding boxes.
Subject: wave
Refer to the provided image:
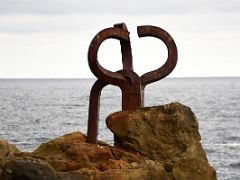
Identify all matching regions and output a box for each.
[205,143,240,147]
[226,136,240,142]
[35,137,50,142]
[229,162,240,168]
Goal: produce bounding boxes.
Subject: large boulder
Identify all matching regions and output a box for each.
[107,102,216,179]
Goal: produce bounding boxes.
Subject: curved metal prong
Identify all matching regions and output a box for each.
[137,25,178,87]
[88,26,131,86]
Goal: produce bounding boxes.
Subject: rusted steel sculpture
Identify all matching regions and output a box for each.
[87,23,178,145]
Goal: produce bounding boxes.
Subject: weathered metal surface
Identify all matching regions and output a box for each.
[87,23,178,145]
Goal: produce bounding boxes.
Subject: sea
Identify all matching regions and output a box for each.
[0,78,239,179]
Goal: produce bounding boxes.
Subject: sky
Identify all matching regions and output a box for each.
[0,0,239,78]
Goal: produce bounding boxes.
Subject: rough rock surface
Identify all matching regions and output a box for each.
[107,102,216,179]
[58,160,171,180]
[0,156,58,180]
[0,140,19,158]
[0,102,216,179]
[32,132,146,172]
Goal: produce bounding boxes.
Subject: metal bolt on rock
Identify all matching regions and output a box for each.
[86,23,178,145]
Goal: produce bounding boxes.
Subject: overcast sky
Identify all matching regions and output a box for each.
[0,0,239,78]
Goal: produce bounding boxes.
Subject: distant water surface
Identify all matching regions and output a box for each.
[0,78,239,179]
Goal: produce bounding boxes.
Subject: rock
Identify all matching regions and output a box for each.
[0,140,20,158]
[107,102,216,179]
[32,131,107,171]
[0,102,217,179]
[32,131,145,172]
[0,156,58,180]
[33,131,86,156]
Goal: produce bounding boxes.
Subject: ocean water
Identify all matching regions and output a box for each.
[0,78,239,179]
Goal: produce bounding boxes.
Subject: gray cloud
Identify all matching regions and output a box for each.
[0,0,239,34]
[0,12,239,34]
[0,0,239,15]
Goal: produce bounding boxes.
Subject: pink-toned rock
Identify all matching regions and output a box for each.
[32,131,145,172]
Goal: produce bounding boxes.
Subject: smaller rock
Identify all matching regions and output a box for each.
[32,131,145,172]
[0,156,57,180]
[33,131,86,156]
